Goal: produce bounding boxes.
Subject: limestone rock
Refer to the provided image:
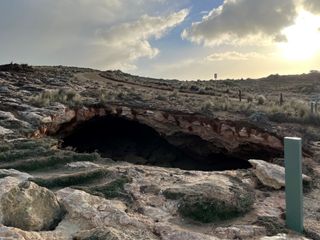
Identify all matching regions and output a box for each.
[56,188,139,230]
[66,161,100,169]
[1,181,64,231]
[0,226,69,240]
[214,225,266,239]
[163,174,254,223]
[73,227,123,240]
[0,177,21,198]
[155,223,217,240]
[0,169,32,181]
[0,177,22,224]
[0,126,13,135]
[73,227,157,240]
[249,159,311,189]
[260,233,310,240]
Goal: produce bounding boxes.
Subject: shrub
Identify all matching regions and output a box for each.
[30,89,82,107]
[155,94,167,101]
[257,95,266,105]
[200,100,214,113]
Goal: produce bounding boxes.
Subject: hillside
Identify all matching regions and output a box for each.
[0,63,319,239]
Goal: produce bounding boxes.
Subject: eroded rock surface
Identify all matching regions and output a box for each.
[56,187,140,230]
[0,66,320,240]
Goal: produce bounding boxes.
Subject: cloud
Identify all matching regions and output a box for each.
[95,9,189,69]
[206,51,264,61]
[182,0,297,46]
[0,0,188,70]
[303,0,320,13]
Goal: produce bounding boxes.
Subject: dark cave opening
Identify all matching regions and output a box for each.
[61,116,252,171]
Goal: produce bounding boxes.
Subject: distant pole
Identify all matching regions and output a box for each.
[284,137,303,233]
[280,93,284,106]
[238,90,242,102]
[214,73,218,80]
[311,102,315,114]
[315,101,318,113]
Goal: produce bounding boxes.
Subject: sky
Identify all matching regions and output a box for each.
[1,0,320,80]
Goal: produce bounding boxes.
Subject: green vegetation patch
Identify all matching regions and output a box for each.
[77,176,132,200]
[163,189,186,200]
[0,147,54,163]
[0,151,100,171]
[178,190,254,223]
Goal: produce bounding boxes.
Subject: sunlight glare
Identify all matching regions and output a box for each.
[279,11,320,61]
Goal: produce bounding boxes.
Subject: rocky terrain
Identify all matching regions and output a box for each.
[0,63,320,239]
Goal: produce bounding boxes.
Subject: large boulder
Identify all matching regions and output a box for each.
[163,174,255,223]
[0,181,64,231]
[249,159,311,189]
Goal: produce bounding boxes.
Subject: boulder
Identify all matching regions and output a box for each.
[249,159,311,189]
[1,181,64,231]
[163,174,255,223]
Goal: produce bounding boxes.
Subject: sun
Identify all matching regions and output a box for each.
[278,10,320,61]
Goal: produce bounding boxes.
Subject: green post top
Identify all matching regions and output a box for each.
[284,137,304,233]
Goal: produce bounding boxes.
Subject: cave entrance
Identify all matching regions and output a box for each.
[60,116,251,171]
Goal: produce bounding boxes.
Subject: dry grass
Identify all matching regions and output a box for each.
[30,89,82,107]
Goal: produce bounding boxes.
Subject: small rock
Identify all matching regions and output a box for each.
[73,227,157,240]
[0,86,10,93]
[41,116,52,123]
[73,227,122,240]
[260,233,310,239]
[155,223,217,240]
[249,112,269,124]
[249,159,311,189]
[0,126,13,135]
[214,225,266,239]
[0,111,16,120]
[66,161,101,169]
[0,169,32,181]
[141,206,171,221]
[1,181,64,231]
